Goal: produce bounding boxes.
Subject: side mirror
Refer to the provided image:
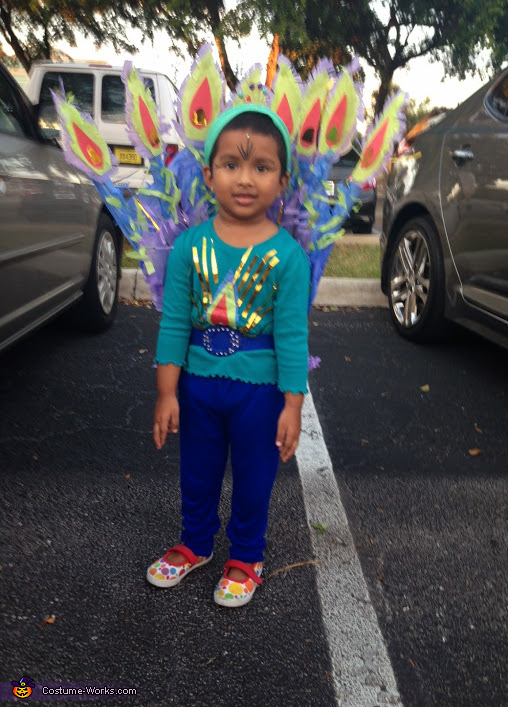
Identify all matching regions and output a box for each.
[33,101,61,141]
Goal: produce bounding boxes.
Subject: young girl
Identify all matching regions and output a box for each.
[146,104,310,608]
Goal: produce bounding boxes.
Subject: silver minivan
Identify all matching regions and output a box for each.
[26,61,180,188]
[0,62,122,353]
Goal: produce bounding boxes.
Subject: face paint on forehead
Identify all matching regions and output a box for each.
[237,134,254,161]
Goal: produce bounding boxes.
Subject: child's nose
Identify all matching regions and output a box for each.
[237,165,253,184]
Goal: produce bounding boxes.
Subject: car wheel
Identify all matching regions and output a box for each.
[363,218,374,234]
[76,213,120,332]
[387,216,446,343]
[352,220,373,234]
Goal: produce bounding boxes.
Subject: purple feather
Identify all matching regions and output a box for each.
[308,355,321,371]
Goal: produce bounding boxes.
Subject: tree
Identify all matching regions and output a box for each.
[353,0,508,115]
[125,0,254,91]
[245,0,357,79]
[271,0,508,116]
[0,1,137,73]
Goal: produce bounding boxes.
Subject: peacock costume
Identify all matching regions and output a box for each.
[52,44,406,580]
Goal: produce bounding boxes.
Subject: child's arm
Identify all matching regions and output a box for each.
[273,244,310,462]
[153,363,181,450]
[276,392,304,463]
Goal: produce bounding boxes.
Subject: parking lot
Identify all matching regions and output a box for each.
[2,303,508,705]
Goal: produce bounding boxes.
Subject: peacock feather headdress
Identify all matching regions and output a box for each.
[52,43,406,321]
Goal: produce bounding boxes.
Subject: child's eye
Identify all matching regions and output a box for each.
[256,164,268,173]
[225,162,237,170]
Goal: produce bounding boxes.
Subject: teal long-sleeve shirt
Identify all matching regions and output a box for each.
[155,219,310,394]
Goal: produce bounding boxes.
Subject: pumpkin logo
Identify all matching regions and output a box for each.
[11,676,34,699]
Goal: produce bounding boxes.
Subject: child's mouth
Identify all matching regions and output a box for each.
[234,194,255,205]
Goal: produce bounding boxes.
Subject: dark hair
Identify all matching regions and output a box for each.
[209,112,288,176]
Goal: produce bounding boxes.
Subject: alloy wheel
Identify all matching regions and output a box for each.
[96,229,118,315]
[390,229,431,328]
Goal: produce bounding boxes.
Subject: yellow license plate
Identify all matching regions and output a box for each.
[114,147,143,165]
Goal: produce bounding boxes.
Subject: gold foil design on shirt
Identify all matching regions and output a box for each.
[194,238,220,303]
[236,256,259,301]
[191,237,279,332]
[243,290,275,333]
[241,257,279,318]
[192,245,209,305]
[201,237,212,301]
[210,241,219,285]
[233,247,253,284]
[238,250,278,308]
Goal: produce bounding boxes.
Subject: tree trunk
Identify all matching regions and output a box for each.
[265,33,279,89]
[374,67,395,117]
[205,0,238,92]
[213,34,238,92]
[0,7,32,72]
[43,23,52,60]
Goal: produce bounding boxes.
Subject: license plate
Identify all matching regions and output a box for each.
[114,147,143,165]
[324,180,335,196]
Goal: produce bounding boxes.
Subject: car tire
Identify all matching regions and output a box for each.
[363,218,374,234]
[75,213,120,332]
[352,219,373,234]
[387,216,446,343]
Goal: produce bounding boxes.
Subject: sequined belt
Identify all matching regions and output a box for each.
[190,326,274,357]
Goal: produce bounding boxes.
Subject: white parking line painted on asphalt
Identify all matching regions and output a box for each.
[296,393,402,706]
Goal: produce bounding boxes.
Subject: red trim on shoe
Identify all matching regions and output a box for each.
[162,544,199,567]
[223,559,263,585]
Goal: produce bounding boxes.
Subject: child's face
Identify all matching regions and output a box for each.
[203,128,289,224]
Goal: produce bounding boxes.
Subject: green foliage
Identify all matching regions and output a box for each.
[247,0,358,77]
[0,0,137,72]
[2,0,507,121]
[272,0,508,115]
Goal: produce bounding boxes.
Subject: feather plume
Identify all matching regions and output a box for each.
[174,44,224,147]
[51,85,117,183]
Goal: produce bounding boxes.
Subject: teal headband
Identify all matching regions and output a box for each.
[204,104,292,173]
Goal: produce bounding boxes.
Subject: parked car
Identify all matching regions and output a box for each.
[26,61,180,189]
[0,61,123,353]
[326,148,377,233]
[381,67,508,347]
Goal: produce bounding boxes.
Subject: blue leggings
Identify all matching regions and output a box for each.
[178,373,285,562]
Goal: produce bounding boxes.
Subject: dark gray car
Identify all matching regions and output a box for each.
[381,67,508,347]
[0,62,123,353]
[327,148,377,233]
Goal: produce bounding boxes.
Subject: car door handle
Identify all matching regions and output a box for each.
[451,148,474,162]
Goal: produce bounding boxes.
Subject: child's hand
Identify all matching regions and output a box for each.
[153,393,180,450]
[276,395,303,463]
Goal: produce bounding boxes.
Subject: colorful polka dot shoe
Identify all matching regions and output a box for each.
[146,544,213,588]
[213,559,263,608]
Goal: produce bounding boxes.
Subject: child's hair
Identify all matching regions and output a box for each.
[208,111,288,177]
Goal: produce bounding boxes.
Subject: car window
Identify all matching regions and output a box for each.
[486,75,508,121]
[332,148,360,168]
[0,72,27,137]
[101,74,155,123]
[38,71,94,138]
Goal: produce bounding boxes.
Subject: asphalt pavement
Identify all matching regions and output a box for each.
[309,309,508,706]
[0,306,337,707]
[2,298,508,706]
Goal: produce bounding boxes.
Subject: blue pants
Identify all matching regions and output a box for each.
[178,373,285,562]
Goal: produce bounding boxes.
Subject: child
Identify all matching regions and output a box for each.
[146,104,310,608]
